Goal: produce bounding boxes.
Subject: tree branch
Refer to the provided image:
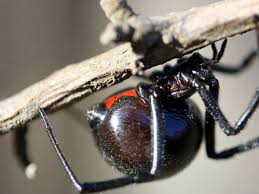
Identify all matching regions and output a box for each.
[0,0,259,133]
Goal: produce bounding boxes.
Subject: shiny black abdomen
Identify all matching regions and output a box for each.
[93,96,203,178]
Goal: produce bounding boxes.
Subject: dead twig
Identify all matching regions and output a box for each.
[0,0,259,133]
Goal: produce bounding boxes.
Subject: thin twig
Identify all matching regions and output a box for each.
[0,0,259,133]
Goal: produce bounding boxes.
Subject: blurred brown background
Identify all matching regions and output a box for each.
[0,0,259,194]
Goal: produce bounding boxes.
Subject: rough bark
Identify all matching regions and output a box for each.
[0,0,258,133]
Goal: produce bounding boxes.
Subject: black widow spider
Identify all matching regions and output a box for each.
[17,39,259,193]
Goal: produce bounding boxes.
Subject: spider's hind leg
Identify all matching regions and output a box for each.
[14,125,37,179]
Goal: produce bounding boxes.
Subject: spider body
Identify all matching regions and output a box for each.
[86,88,202,177]
[32,39,259,193]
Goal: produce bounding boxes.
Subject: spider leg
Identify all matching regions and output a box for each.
[211,42,218,60]
[149,92,165,174]
[212,50,258,74]
[38,86,164,193]
[203,77,259,158]
[38,108,141,193]
[215,39,228,62]
[211,39,228,61]
[193,78,259,136]
[192,78,259,157]
[210,37,258,74]
[136,83,165,175]
[14,125,37,179]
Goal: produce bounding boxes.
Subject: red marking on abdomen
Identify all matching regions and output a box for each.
[105,89,137,108]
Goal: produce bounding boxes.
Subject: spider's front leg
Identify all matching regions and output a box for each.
[211,39,258,74]
[38,83,164,193]
[212,50,258,74]
[136,83,165,175]
[192,77,259,158]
